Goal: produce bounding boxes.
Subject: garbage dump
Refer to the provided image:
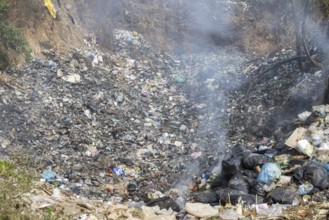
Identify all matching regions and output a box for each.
[188,106,329,218]
[1,6,329,217]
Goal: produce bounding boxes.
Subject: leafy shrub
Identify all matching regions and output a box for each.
[0,0,30,70]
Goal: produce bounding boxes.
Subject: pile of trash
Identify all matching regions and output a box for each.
[2,27,329,219]
[0,29,248,210]
[187,105,329,218]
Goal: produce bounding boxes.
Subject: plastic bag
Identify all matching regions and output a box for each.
[217,188,264,205]
[297,140,314,157]
[293,162,329,190]
[222,156,243,177]
[250,182,267,197]
[185,203,219,218]
[243,169,258,178]
[243,153,273,169]
[297,183,314,195]
[269,186,298,204]
[44,0,57,18]
[257,163,281,185]
[146,196,180,212]
[195,191,218,203]
[211,173,228,189]
[228,174,250,195]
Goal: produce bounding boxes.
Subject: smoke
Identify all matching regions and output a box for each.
[77,0,329,200]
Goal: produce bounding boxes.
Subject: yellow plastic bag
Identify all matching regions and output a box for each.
[44,0,56,19]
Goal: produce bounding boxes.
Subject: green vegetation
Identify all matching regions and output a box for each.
[0,0,30,70]
[0,159,36,219]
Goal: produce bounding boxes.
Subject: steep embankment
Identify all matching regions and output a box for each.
[5,0,299,62]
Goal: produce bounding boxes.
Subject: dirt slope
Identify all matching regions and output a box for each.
[5,0,298,61]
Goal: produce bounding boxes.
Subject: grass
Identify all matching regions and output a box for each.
[0,159,37,219]
[0,0,31,70]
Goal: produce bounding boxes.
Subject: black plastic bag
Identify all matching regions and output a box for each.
[228,174,250,195]
[195,190,219,203]
[217,188,263,205]
[146,196,180,212]
[222,156,243,177]
[293,162,329,190]
[231,144,247,157]
[269,186,298,204]
[211,173,228,189]
[243,169,258,178]
[250,181,267,197]
[242,152,273,169]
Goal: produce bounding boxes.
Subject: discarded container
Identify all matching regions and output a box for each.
[297,140,314,157]
[257,163,281,185]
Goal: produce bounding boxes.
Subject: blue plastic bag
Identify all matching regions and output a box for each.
[257,163,281,185]
[42,170,57,182]
[112,167,125,175]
